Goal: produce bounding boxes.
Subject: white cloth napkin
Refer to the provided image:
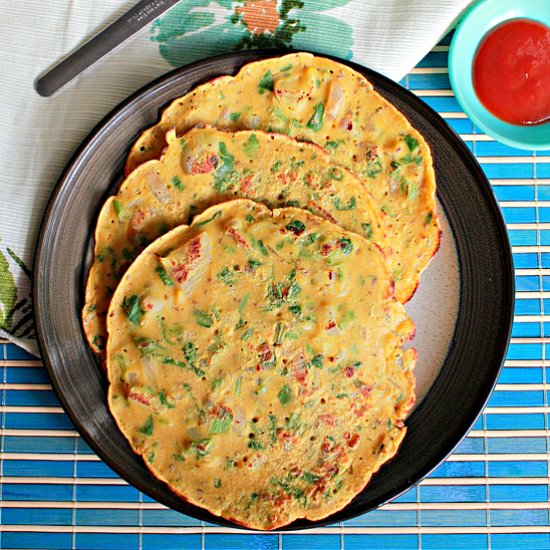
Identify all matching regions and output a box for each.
[0,0,473,355]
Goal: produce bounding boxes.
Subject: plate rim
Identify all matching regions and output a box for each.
[33,48,515,530]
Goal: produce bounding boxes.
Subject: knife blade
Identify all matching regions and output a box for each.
[35,0,181,97]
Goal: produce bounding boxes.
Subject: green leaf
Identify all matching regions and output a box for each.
[258,70,274,94]
[278,384,292,406]
[306,102,324,131]
[271,160,283,172]
[218,142,235,173]
[155,265,174,286]
[324,140,342,150]
[401,153,422,165]
[274,322,285,346]
[404,134,419,151]
[366,157,383,178]
[361,223,373,239]
[243,133,260,157]
[229,111,241,122]
[183,341,198,365]
[122,295,144,325]
[339,237,354,255]
[328,167,343,181]
[301,471,321,484]
[248,439,265,450]
[163,356,204,377]
[113,199,123,218]
[193,309,213,328]
[190,438,213,458]
[138,415,154,436]
[0,250,16,331]
[218,266,236,285]
[197,210,222,226]
[254,238,268,257]
[158,391,174,409]
[239,293,249,313]
[210,408,233,434]
[135,337,165,358]
[285,220,306,235]
[289,304,301,317]
[171,175,185,191]
[310,354,323,369]
[424,212,434,226]
[333,197,356,211]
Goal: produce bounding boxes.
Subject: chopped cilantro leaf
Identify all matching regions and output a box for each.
[404,134,419,151]
[138,415,154,436]
[361,223,373,239]
[171,176,184,191]
[248,440,265,450]
[289,304,301,317]
[339,237,354,255]
[113,200,123,218]
[218,266,236,285]
[286,220,306,235]
[302,471,321,484]
[306,102,324,131]
[366,157,383,178]
[190,438,212,458]
[156,265,174,286]
[328,167,343,181]
[158,391,174,409]
[244,133,260,157]
[258,70,274,94]
[193,309,213,328]
[210,408,233,434]
[333,197,356,211]
[196,210,221,226]
[310,354,323,369]
[122,295,144,325]
[278,384,292,406]
[324,140,341,150]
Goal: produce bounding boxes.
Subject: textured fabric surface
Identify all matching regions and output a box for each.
[0,0,472,354]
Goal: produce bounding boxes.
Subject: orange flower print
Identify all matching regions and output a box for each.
[236,0,280,36]
[152,0,354,67]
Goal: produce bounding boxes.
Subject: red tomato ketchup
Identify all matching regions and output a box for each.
[473,19,550,126]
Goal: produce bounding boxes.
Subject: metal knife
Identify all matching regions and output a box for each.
[35,0,181,97]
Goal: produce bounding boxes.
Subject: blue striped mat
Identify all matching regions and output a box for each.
[2,34,550,549]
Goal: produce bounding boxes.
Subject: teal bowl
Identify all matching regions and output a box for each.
[449,0,550,150]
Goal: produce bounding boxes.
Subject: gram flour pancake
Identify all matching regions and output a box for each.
[84,128,387,355]
[106,200,416,530]
[125,52,441,303]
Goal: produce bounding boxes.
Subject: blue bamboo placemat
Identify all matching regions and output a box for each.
[2,35,550,549]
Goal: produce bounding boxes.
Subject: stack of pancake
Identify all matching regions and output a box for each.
[82,53,440,530]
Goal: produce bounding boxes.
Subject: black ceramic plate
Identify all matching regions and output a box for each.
[34,50,514,530]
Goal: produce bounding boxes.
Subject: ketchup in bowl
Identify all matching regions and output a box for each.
[473,19,550,126]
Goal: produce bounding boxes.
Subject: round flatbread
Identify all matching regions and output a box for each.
[124,52,441,303]
[84,128,387,355]
[106,199,416,530]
